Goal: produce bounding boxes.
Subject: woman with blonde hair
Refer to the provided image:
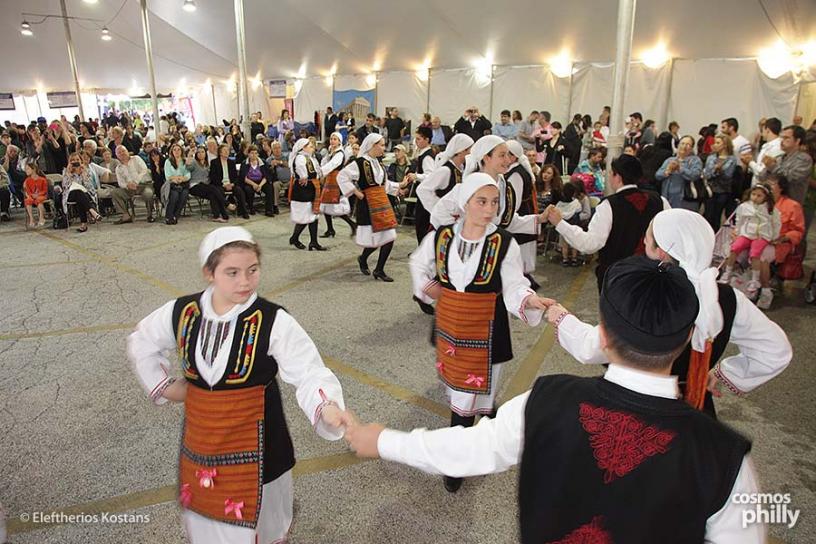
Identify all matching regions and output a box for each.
[703,133,737,230]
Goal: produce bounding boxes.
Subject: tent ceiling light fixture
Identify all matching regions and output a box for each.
[642,42,670,68]
[20,21,33,36]
[365,74,377,87]
[548,51,572,78]
[101,27,112,41]
[83,0,99,4]
[757,40,816,78]
[183,0,197,13]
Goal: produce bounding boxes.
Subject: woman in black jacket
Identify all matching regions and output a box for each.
[238,145,276,215]
[209,143,249,218]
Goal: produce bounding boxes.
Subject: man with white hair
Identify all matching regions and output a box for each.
[453,106,492,141]
[112,145,155,223]
[82,138,103,165]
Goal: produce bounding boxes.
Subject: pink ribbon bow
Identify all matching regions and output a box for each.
[224,498,245,520]
[445,345,456,357]
[435,361,444,372]
[179,483,192,508]
[196,468,217,488]
[465,374,485,387]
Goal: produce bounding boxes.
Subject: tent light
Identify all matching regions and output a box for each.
[21,21,33,37]
[101,27,112,41]
[183,0,197,13]
[642,43,669,68]
[548,51,572,78]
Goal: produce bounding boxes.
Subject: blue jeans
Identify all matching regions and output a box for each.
[166,184,189,220]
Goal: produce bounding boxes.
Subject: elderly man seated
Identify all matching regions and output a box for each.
[112,145,155,223]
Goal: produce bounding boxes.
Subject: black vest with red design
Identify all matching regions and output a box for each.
[172,293,296,484]
[353,156,386,227]
[412,149,436,223]
[596,187,663,286]
[434,225,514,364]
[506,165,537,244]
[498,175,517,229]
[291,156,318,202]
[519,375,750,544]
[436,161,462,198]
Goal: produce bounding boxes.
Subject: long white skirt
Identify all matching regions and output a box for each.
[355,225,396,248]
[289,201,318,225]
[520,241,537,274]
[447,364,502,417]
[183,470,293,544]
[319,196,351,216]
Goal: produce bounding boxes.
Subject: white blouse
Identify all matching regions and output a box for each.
[337,156,400,197]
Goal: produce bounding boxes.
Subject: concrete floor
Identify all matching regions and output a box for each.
[0,207,813,544]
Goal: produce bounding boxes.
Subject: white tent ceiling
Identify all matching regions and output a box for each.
[1,0,814,92]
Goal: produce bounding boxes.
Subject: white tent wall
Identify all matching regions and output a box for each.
[376,72,428,126]
[293,78,331,123]
[569,64,615,123]
[429,69,492,125]
[623,63,672,130]
[668,59,798,139]
[798,82,816,128]
[492,66,570,125]
[191,86,217,127]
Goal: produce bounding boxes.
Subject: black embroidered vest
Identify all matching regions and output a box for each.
[436,161,462,198]
[290,156,318,202]
[520,375,750,544]
[498,175,517,229]
[172,293,296,483]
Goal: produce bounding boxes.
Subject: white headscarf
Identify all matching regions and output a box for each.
[198,226,254,267]
[288,138,311,171]
[434,134,474,168]
[456,172,500,211]
[463,135,505,176]
[359,133,384,158]
[506,139,534,180]
[652,209,723,352]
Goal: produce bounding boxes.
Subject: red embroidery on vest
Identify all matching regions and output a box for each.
[578,403,676,484]
[546,516,613,544]
[625,192,648,212]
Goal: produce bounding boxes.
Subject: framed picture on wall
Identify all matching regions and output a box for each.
[0,93,14,110]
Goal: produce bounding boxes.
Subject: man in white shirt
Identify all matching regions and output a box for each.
[546,154,670,291]
[516,111,539,152]
[343,257,764,544]
[720,117,750,165]
[112,145,155,223]
[747,117,782,179]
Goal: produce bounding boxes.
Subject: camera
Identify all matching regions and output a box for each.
[71,161,81,167]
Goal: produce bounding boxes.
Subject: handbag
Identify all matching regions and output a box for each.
[683,176,712,202]
[778,245,804,280]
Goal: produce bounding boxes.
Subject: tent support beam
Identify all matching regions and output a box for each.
[59,0,85,121]
[234,0,251,139]
[139,0,160,137]
[606,0,637,194]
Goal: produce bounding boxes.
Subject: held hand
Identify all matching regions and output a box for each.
[547,205,562,226]
[355,190,365,200]
[545,303,569,324]
[127,182,138,191]
[344,420,385,459]
[707,371,722,398]
[525,295,555,311]
[320,404,349,428]
[224,182,234,191]
[425,282,443,300]
[162,379,188,403]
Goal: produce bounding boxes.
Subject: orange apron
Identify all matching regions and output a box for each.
[435,289,497,394]
[320,170,341,205]
[363,185,397,232]
[179,385,265,527]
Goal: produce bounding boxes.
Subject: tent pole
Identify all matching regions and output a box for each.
[59,0,85,121]
[234,0,252,139]
[606,0,637,195]
[488,65,495,121]
[139,0,161,138]
[426,70,431,115]
[211,83,218,126]
[662,58,675,132]
[22,96,31,124]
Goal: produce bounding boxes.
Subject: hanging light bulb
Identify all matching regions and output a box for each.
[101,27,112,41]
[83,0,100,4]
[20,21,33,37]
[183,0,197,12]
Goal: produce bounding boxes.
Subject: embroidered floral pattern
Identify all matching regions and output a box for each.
[578,403,676,484]
[226,310,262,384]
[435,227,454,283]
[473,233,502,285]
[176,301,200,379]
[546,516,613,544]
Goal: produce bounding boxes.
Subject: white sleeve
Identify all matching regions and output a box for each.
[127,300,178,405]
[714,290,791,394]
[320,151,344,177]
[662,196,672,210]
[409,232,438,304]
[377,391,529,477]
[430,185,462,228]
[415,155,437,182]
[416,167,450,210]
[294,155,309,180]
[505,212,540,235]
[115,165,129,188]
[704,455,766,544]
[270,310,346,441]
[501,239,541,325]
[385,175,401,196]
[337,161,359,196]
[555,199,612,254]
[555,314,608,364]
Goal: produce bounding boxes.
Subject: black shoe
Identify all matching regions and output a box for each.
[241,213,250,219]
[289,238,306,250]
[413,295,435,315]
[357,256,370,276]
[569,258,581,267]
[561,259,571,267]
[321,230,336,238]
[273,205,280,215]
[165,218,174,225]
[147,215,155,223]
[265,211,276,217]
[309,242,328,251]
[444,476,463,493]
[373,270,394,282]
[0,213,10,222]
[525,274,540,291]
[249,209,257,215]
